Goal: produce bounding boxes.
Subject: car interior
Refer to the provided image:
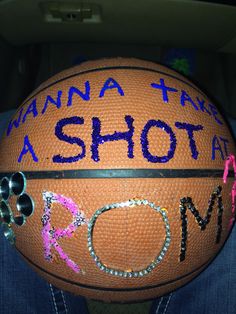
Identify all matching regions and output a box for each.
[0,0,236,313]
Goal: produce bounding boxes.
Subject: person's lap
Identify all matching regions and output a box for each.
[0,223,235,314]
[149,224,236,314]
[0,228,89,314]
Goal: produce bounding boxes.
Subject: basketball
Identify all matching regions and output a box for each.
[0,58,235,302]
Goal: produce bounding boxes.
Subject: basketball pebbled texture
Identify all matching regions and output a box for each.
[0,58,235,302]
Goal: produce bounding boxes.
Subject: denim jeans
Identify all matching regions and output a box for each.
[0,228,89,314]
[0,223,235,314]
[149,224,236,314]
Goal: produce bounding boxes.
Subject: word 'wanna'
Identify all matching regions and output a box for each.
[7,77,223,138]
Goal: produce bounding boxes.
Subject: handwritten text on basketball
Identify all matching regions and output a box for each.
[4,77,229,163]
[17,116,229,164]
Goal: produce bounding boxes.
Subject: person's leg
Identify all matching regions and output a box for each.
[0,227,89,314]
[150,224,236,314]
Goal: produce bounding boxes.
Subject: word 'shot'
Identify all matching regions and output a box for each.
[5,77,229,164]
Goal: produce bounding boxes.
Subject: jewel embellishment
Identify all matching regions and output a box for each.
[0,172,34,244]
[87,198,171,278]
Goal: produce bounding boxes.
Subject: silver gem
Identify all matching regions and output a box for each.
[165,241,170,248]
[160,251,165,257]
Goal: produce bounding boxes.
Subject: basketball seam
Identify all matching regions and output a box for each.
[17,247,211,292]
[16,66,204,116]
[0,169,233,179]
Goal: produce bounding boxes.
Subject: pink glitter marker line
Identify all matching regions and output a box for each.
[223,155,236,229]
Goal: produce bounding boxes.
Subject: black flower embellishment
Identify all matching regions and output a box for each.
[0,172,34,244]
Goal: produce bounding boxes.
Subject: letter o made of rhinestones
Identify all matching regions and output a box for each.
[87,199,171,278]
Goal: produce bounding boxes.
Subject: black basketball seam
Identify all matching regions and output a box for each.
[0,169,233,180]
[17,247,211,292]
[18,66,204,112]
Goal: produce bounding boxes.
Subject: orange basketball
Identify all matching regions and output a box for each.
[0,58,235,302]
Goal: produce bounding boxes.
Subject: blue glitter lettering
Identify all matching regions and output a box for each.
[7,107,23,137]
[209,104,223,125]
[67,82,90,106]
[99,77,124,98]
[141,120,176,163]
[180,90,199,111]
[212,135,224,160]
[18,135,39,163]
[175,122,203,160]
[42,91,62,114]
[219,137,229,157]
[53,117,86,163]
[151,78,178,103]
[22,99,38,123]
[196,97,211,115]
[91,115,134,162]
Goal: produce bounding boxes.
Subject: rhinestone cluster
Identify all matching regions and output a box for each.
[179,185,223,262]
[87,198,171,277]
[0,172,34,245]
